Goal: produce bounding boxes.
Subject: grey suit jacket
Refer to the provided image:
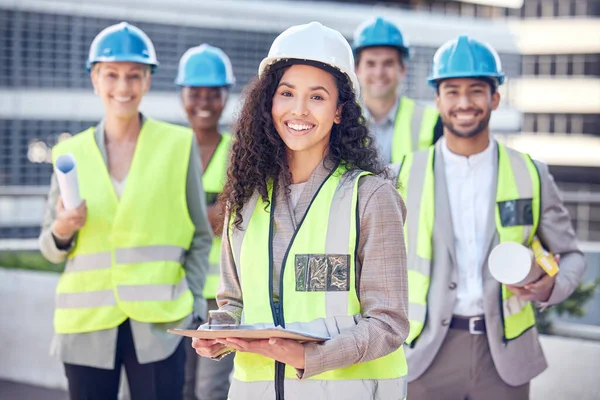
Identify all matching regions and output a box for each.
[405,140,586,386]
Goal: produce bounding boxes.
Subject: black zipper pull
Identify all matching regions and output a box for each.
[273,301,281,326]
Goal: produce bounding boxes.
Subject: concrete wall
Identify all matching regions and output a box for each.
[1,268,599,399]
[0,269,66,390]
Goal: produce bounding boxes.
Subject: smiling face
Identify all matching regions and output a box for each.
[181,86,227,133]
[436,78,500,139]
[355,47,406,101]
[271,64,341,160]
[90,62,150,119]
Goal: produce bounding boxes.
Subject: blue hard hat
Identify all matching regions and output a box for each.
[86,22,159,72]
[428,35,504,88]
[352,17,409,58]
[175,44,236,87]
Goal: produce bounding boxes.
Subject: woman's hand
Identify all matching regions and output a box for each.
[191,337,233,359]
[217,337,306,369]
[51,197,87,241]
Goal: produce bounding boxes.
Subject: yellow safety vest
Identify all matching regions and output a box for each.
[201,132,232,300]
[391,97,439,163]
[52,119,195,334]
[228,165,408,400]
[396,143,540,344]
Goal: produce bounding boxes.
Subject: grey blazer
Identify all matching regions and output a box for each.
[405,140,586,386]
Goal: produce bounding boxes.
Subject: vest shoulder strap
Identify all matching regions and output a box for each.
[52,127,95,162]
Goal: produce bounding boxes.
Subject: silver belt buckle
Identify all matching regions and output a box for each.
[469,316,484,335]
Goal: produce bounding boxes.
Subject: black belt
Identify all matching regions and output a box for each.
[450,315,486,334]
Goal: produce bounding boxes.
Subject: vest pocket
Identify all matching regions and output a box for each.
[497,198,534,227]
[295,254,350,292]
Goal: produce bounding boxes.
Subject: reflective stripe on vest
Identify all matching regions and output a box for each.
[52,119,195,334]
[228,165,407,400]
[56,276,188,307]
[228,378,407,400]
[391,97,439,163]
[202,133,232,300]
[397,142,540,344]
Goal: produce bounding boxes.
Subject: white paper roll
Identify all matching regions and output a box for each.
[488,242,544,287]
[55,153,82,210]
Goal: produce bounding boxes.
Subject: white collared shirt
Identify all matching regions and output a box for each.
[362,98,400,164]
[441,137,496,316]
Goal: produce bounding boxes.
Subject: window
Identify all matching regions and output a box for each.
[590,0,600,16]
[572,55,586,76]
[523,0,540,17]
[554,115,568,133]
[541,0,555,17]
[522,54,600,77]
[570,115,584,133]
[523,113,536,132]
[460,3,476,17]
[575,0,589,15]
[0,9,277,92]
[537,114,551,133]
[558,0,574,16]
[524,113,600,135]
[555,55,569,75]
[522,55,536,75]
[0,119,95,186]
[585,54,600,76]
[537,55,552,75]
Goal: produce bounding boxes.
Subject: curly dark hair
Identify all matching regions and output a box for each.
[220,61,387,228]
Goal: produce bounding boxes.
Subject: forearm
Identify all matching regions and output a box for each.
[215,211,243,323]
[536,161,587,307]
[184,137,213,317]
[544,251,587,306]
[302,311,406,378]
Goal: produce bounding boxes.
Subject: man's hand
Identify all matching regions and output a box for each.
[506,273,556,302]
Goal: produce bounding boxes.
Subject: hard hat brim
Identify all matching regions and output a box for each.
[86,56,159,73]
[353,44,410,60]
[174,79,234,88]
[428,73,505,88]
[258,56,361,99]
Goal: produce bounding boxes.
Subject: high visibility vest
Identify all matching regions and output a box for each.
[391,97,439,163]
[396,143,540,344]
[52,119,196,334]
[201,132,232,300]
[228,165,408,400]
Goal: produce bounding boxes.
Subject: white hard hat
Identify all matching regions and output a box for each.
[258,21,360,97]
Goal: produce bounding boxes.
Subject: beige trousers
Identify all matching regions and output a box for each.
[408,329,530,400]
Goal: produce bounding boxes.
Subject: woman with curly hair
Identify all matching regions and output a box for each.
[192,22,409,400]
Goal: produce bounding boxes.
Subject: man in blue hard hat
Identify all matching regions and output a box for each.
[176,44,235,400]
[353,17,442,163]
[394,35,585,399]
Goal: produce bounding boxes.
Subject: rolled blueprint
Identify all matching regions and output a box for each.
[55,153,82,210]
[488,242,544,287]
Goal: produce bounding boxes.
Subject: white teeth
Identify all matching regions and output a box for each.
[196,110,212,118]
[287,123,314,131]
[455,114,475,120]
[114,96,132,103]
